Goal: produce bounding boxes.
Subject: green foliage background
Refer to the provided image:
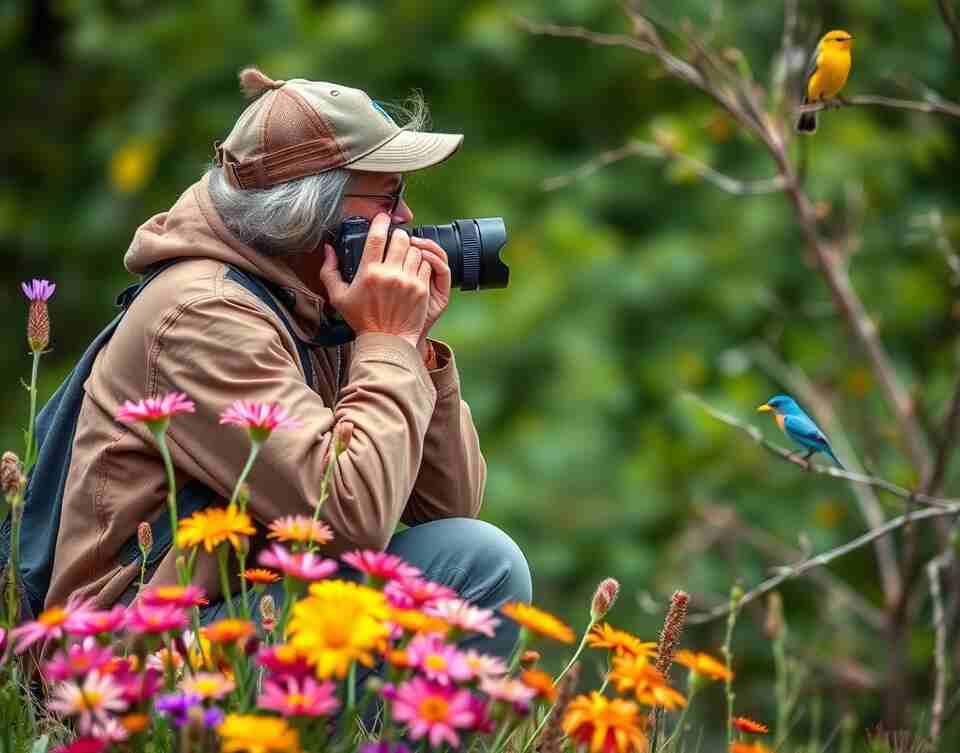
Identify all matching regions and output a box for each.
[3,0,959,747]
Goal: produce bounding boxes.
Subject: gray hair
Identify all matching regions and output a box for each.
[205,93,430,258]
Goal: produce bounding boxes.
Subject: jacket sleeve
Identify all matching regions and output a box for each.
[401,339,486,526]
[152,290,438,553]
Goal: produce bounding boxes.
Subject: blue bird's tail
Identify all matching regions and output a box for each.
[824,445,845,470]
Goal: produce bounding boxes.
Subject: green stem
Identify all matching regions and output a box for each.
[488,713,516,753]
[230,443,260,511]
[307,446,339,554]
[217,545,237,619]
[722,587,742,750]
[773,629,789,748]
[153,431,185,586]
[661,685,697,752]
[23,350,40,473]
[347,661,357,711]
[5,493,21,628]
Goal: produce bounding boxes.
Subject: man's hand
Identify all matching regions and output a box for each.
[409,236,451,355]
[319,213,431,351]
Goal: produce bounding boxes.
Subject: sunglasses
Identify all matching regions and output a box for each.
[343,178,406,215]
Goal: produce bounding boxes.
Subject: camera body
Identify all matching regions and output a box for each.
[333,216,509,291]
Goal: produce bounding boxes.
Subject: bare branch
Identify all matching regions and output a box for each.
[688,502,960,625]
[927,545,953,745]
[798,93,960,120]
[684,393,954,510]
[927,376,960,495]
[542,140,787,195]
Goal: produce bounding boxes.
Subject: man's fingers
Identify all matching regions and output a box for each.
[318,244,348,300]
[419,247,451,286]
[409,237,448,264]
[359,213,391,270]
[403,245,422,276]
[383,227,410,266]
[417,259,432,284]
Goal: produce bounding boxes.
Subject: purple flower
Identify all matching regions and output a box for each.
[154,692,202,727]
[21,279,56,302]
[202,706,224,728]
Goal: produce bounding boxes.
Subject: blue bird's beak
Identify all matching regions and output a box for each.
[757,404,773,413]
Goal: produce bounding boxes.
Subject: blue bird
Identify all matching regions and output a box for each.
[757,394,845,470]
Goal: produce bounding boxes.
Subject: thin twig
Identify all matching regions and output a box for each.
[797,93,960,120]
[684,393,954,509]
[927,545,953,745]
[542,140,787,195]
[688,503,960,624]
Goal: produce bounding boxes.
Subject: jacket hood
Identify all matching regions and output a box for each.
[124,172,328,330]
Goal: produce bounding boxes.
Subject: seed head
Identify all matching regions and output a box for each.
[137,522,153,555]
[590,577,620,621]
[1,452,23,500]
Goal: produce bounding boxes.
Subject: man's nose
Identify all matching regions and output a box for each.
[392,199,413,225]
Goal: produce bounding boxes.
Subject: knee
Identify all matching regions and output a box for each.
[445,518,533,607]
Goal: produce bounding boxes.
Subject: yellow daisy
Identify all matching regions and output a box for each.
[178,505,255,553]
[218,714,300,753]
[501,602,575,644]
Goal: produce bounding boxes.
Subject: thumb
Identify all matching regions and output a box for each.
[318,244,348,300]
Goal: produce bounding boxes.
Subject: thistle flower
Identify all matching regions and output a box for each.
[47,671,128,733]
[590,577,620,622]
[115,392,196,434]
[257,675,340,717]
[1,451,23,499]
[219,401,302,444]
[383,677,477,748]
[22,278,55,352]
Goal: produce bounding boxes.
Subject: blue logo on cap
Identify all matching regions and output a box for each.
[372,101,397,126]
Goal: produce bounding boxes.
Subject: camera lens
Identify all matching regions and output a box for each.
[409,218,509,291]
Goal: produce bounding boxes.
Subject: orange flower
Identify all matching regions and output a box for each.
[562,691,648,753]
[243,568,281,585]
[732,717,769,734]
[609,654,686,710]
[674,650,733,682]
[178,505,256,553]
[120,713,151,733]
[730,743,775,753]
[385,649,413,669]
[501,602,575,644]
[387,607,449,636]
[203,619,256,644]
[521,669,557,703]
[587,623,658,659]
[267,515,334,545]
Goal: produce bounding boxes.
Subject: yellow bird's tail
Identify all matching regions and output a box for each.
[796,100,817,133]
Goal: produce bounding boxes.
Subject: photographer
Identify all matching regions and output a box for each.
[47,68,531,659]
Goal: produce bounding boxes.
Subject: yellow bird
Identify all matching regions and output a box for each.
[796,30,854,134]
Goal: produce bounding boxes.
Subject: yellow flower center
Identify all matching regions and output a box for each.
[425,654,448,673]
[287,694,308,708]
[156,586,184,599]
[39,607,68,627]
[419,696,450,723]
[81,690,103,710]
[324,624,349,648]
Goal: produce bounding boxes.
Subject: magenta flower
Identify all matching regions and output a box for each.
[116,392,195,433]
[139,584,207,608]
[255,645,313,678]
[258,544,338,581]
[479,675,537,715]
[11,596,95,654]
[257,676,340,717]
[44,637,115,681]
[384,677,477,748]
[117,667,163,704]
[21,279,56,302]
[48,671,128,733]
[125,602,189,634]
[65,605,127,636]
[341,550,422,582]
[384,577,457,610]
[219,401,302,443]
[51,739,106,753]
[425,598,501,638]
[405,634,473,686]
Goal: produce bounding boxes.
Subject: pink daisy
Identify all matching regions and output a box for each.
[51,739,105,753]
[467,693,496,734]
[117,667,163,704]
[115,392,195,431]
[479,675,536,715]
[384,577,457,610]
[255,645,313,678]
[267,515,334,546]
[21,279,56,302]
[11,595,95,654]
[462,650,509,680]
[341,550,421,582]
[405,634,473,686]
[65,605,127,636]
[219,401,302,444]
[257,676,340,717]
[425,599,501,638]
[48,671,128,733]
[384,677,477,748]
[258,544,338,581]
[89,718,128,743]
[125,602,189,634]
[139,584,207,609]
[44,637,115,681]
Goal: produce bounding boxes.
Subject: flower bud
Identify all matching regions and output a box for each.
[27,300,50,352]
[590,577,620,621]
[334,421,354,455]
[1,452,23,501]
[520,650,541,668]
[137,522,153,555]
[259,594,276,632]
[764,591,786,640]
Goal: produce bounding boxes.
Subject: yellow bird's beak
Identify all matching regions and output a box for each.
[757,404,773,413]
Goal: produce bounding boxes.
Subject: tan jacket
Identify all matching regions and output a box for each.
[46,173,485,610]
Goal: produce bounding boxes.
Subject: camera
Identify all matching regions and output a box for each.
[334,216,509,291]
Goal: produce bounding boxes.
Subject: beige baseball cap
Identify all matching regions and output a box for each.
[213,68,464,190]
